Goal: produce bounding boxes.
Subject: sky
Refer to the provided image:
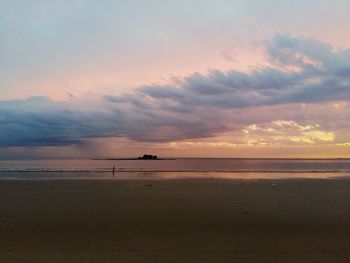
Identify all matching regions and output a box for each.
[1,0,350,158]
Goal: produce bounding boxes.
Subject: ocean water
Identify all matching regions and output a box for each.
[0,158,350,180]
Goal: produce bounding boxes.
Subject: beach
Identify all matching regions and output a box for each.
[1,178,349,262]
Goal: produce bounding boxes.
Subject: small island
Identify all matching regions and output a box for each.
[92,155,175,160]
[138,154,158,160]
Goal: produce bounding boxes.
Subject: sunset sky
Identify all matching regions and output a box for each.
[1,0,350,158]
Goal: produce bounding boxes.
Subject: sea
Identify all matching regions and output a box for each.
[1,158,350,180]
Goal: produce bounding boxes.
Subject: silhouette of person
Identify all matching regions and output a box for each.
[112,165,115,176]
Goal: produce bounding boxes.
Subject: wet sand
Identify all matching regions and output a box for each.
[0,178,349,262]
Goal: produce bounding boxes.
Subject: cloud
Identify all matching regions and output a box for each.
[128,34,350,108]
[0,96,125,146]
[0,34,349,147]
[168,120,336,147]
[241,120,335,145]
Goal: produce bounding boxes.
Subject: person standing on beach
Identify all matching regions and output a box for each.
[112,165,115,176]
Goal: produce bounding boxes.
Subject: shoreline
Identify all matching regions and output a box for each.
[0,171,350,181]
[2,169,350,173]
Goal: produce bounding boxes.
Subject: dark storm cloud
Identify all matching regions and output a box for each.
[0,97,126,146]
[0,34,349,146]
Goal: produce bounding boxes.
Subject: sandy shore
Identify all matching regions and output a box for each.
[0,178,349,262]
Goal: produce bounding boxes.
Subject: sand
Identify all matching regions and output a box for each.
[0,178,349,262]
